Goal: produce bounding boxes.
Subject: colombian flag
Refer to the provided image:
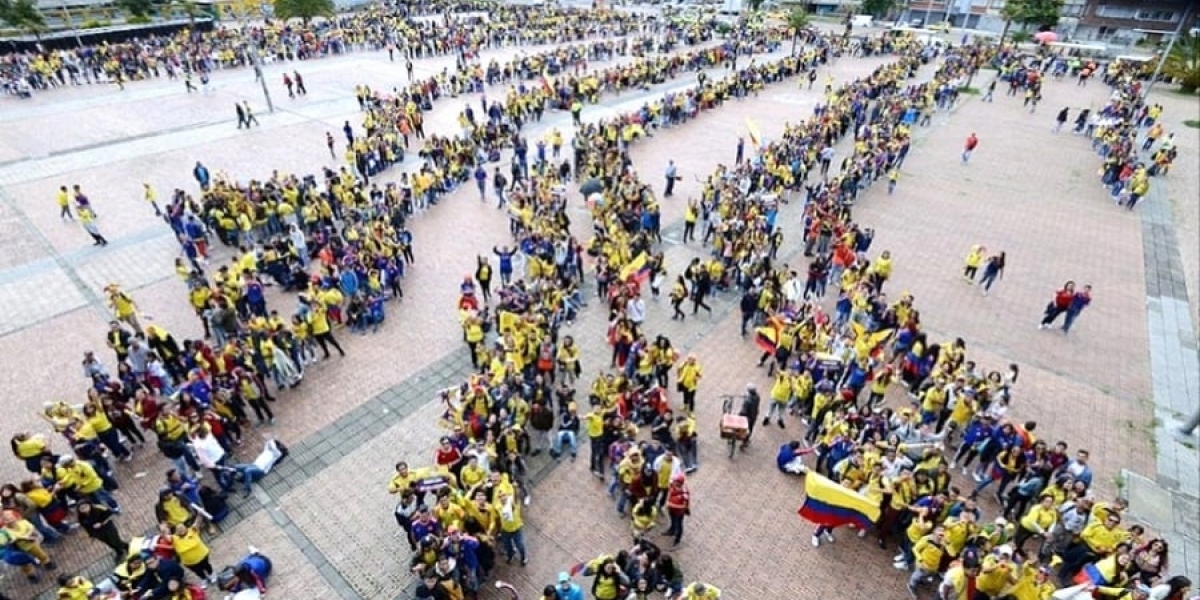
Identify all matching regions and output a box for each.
[746,117,762,148]
[619,252,651,283]
[754,324,779,355]
[1073,562,1113,586]
[797,472,880,530]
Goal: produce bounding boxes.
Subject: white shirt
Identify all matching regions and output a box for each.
[189,434,225,469]
[626,298,645,324]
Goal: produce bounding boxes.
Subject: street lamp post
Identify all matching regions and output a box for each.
[249,43,275,113]
[1142,5,1192,99]
[58,0,85,47]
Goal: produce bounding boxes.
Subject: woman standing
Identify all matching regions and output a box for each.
[1130,538,1170,584]
[168,521,216,584]
[675,356,702,414]
[669,276,688,321]
[978,252,1006,296]
[1039,281,1076,329]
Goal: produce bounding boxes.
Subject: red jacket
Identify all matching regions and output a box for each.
[1053,289,1073,309]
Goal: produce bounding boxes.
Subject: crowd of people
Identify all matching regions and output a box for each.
[344,30,783,185]
[3,3,1191,599]
[378,22,850,600]
[733,42,1192,600]
[1,0,652,96]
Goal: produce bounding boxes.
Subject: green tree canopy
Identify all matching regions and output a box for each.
[1,0,47,36]
[273,0,333,23]
[860,0,895,19]
[786,7,809,53]
[1002,0,1063,31]
[116,0,155,18]
[1163,33,1200,93]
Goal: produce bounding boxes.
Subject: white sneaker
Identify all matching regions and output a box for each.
[823,531,835,543]
[857,529,867,538]
[811,535,820,547]
[893,553,905,562]
[961,467,970,477]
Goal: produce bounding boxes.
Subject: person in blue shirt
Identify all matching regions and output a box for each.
[554,571,584,600]
[776,441,811,475]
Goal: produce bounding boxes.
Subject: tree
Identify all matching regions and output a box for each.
[116,0,154,18]
[272,0,333,24]
[0,0,47,39]
[786,7,810,55]
[1163,33,1200,93]
[746,0,764,13]
[998,0,1064,46]
[860,0,895,19]
[167,0,201,25]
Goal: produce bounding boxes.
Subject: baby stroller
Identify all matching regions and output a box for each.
[217,547,273,599]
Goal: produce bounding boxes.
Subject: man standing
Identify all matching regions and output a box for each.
[76,500,127,559]
[282,73,294,98]
[235,102,248,129]
[243,101,260,127]
[1061,284,1092,335]
[664,160,678,197]
[663,474,691,547]
[962,133,979,164]
[326,132,336,159]
[739,383,760,450]
[293,71,306,95]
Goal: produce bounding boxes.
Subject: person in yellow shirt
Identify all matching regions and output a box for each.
[629,496,658,539]
[56,185,73,221]
[55,575,96,600]
[143,182,162,216]
[1,513,57,582]
[976,546,1020,597]
[493,487,527,565]
[909,527,948,594]
[167,522,215,583]
[1008,559,1058,600]
[1015,493,1058,553]
[936,558,984,600]
[105,284,142,333]
[305,300,345,359]
[680,582,722,599]
[963,245,985,283]
[676,355,702,413]
[1060,512,1130,580]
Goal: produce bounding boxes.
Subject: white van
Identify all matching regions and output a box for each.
[850,14,873,28]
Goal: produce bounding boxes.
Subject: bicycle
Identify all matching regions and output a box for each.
[718,395,750,459]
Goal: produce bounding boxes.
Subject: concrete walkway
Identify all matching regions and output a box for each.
[1124,167,1200,585]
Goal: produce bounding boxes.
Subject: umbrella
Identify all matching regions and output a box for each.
[1034,31,1059,44]
[580,178,603,196]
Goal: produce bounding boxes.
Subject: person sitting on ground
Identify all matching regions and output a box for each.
[215,439,289,498]
[776,441,813,475]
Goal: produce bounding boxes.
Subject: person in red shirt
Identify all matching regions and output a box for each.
[664,475,691,547]
[962,133,979,164]
[1038,281,1076,329]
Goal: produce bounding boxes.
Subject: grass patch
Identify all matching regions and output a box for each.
[1185,120,1200,129]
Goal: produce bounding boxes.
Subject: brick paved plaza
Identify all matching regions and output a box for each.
[0,14,1196,600]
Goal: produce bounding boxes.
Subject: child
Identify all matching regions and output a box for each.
[963,245,985,283]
